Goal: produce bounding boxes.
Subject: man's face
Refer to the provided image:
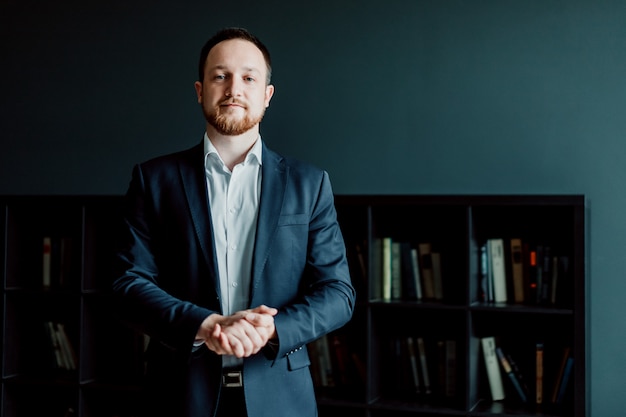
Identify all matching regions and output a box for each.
[195,39,274,136]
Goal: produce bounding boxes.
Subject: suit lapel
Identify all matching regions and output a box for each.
[178,142,220,292]
[250,143,286,301]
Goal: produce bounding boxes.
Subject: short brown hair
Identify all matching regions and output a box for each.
[198,27,272,84]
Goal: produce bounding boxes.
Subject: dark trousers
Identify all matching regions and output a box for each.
[215,386,247,417]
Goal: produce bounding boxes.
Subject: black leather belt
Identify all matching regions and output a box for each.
[222,368,243,387]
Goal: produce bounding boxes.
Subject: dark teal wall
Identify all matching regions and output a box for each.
[2,1,625,414]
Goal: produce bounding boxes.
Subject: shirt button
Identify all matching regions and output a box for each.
[230,243,237,250]
[229,207,237,214]
[232,282,238,288]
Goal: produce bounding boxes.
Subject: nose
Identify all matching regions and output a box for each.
[225,78,243,97]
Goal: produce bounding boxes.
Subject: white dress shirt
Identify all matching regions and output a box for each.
[204,133,262,367]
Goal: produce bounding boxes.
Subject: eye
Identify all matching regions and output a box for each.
[214,74,226,81]
[245,76,256,83]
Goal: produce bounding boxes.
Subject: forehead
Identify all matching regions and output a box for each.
[205,39,267,74]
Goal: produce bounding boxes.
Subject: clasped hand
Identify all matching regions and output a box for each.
[197,305,278,358]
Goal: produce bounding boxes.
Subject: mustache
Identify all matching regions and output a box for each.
[220,98,246,107]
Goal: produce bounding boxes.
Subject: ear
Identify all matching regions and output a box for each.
[264,84,275,108]
[194,81,203,104]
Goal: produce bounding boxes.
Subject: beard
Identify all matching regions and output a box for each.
[203,100,266,136]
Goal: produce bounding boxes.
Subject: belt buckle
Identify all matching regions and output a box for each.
[222,371,243,387]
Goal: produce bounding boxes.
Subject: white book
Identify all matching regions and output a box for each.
[488,239,507,303]
[481,337,505,401]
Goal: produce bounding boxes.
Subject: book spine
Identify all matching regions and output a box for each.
[410,248,423,300]
[510,238,525,303]
[489,239,507,303]
[391,242,402,300]
[417,337,432,395]
[382,237,392,301]
[406,337,421,394]
[496,347,527,403]
[418,243,435,299]
[481,337,505,401]
[536,342,544,404]
[43,237,52,289]
[556,357,574,404]
[431,252,443,300]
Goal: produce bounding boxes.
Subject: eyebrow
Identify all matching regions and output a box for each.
[210,64,262,74]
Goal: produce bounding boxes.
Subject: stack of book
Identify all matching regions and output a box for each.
[479,238,571,306]
[371,238,444,302]
[481,336,573,407]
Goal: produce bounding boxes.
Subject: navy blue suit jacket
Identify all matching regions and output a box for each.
[112,140,355,417]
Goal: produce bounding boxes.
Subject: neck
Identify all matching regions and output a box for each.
[206,125,259,171]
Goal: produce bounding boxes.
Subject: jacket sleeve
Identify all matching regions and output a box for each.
[112,163,215,354]
[270,170,356,359]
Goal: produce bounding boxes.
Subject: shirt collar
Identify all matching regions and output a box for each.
[203,133,263,169]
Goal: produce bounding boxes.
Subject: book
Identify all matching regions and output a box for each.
[418,243,435,299]
[496,347,527,403]
[509,238,525,303]
[382,237,393,301]
[481,337,505,401]
[57,322,77,370]
[406,337,422,394]
[391,241,402,300]
[528,247,538,303]
[488,239,507,303]
[556,356,574,404]
[550,255,571,306]
[506,351,530,402]
[534,246,545,304]
[400,242,420,301]
[551,346,571,403]
[44,321,64,369]
[539,246,553,304]
[431,252,444,300]
[436,339,457,399]
[479,244,493,302]
[417,337,432,395]
[43,236,52,289]
[410,248,423,300]
[536,342,544,404]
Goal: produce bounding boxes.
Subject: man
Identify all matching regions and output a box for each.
[112,27,355,417]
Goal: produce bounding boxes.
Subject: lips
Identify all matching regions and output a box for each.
[221,99,245,108]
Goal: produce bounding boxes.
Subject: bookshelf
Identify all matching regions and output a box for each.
[0,195,586,417]
[313,195,586,417]
[0,196,145,417]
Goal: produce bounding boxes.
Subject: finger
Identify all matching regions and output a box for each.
[252,305,278,316]
[226,319,263,356]
[212,323,222,338]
